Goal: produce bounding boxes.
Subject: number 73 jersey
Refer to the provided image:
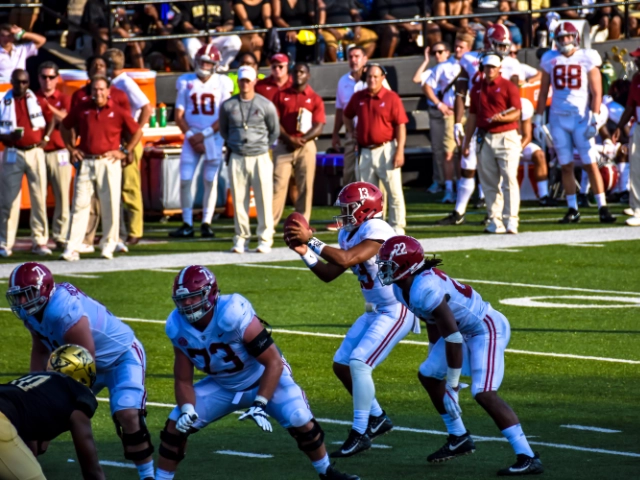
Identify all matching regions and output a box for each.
[175,73,234,130]
[540,49,601,116]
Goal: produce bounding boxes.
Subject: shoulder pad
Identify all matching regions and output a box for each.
[359,218,395,242]
[165,309,182,340]
[216,294,255,332]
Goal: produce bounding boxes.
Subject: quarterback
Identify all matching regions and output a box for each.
[5,262,155,480]
[285,182,416,458]
[155,265,358,480]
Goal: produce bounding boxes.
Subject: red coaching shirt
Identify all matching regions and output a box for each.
[255,75,293,103]
[70,83,131,112]
[626,72,640,123]
[343,87,408,147]
[469,75,521,133]
[62,99,139,155]
[273,85,326,137]
[35,89,71,152]
[12,94,48,148]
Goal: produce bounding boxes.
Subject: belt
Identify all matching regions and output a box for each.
[14,144,40,151]
[363,142,388,150]
[83,154,108,160]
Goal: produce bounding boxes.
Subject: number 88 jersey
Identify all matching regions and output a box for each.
[540,48,602,116]
[175,73,234,130]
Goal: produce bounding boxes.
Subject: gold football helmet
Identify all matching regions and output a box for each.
[47,344,96,388]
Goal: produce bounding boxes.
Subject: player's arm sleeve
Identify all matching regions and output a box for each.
[54,291,86,336]
[539,54,552,74]
[221,294,257,338]
[416,276,447,314]
[175,86,188,112]
[587,50,603,69]
[70,380,99,419]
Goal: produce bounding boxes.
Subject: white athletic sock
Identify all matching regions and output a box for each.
[155,468,175,480]
[580,170,590,194]
[595,192,607,208]
[445,180,453,192]
[202,179,216,224]
[182,208,193,226]
[477,183,485,199]
[312,454,331,475]
[441,413,466,436]
[136,460,154,480]
[350,360,375,434]
[370,399,383,417]
[501,424,534,457]
[566,194,578,210]
[455,177,475,215]
[619,162,630,191]
[537,180,549,198]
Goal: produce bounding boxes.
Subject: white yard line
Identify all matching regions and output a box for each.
[561,425,621,433]
[147,268,183,273]
[58,273,102,279]
[330,441,392,449]
[67,459,136,469]
[482,248,522,253]
[567,243,605,248]
[215,450,273,459]
[237,263,310,272]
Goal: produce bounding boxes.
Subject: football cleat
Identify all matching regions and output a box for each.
[169,223,195,238]
[473,198,486,209]
[426,181,442,194]
[200,223,215,238]
[441,190,456,204]
[577,193,591,208]
[559,208,580,224]
[497,452,544,476]
[330,429,371,458]
[538,195,557,207]
[437,211,465,226]
[598,206,616,223]
[427,431,476,463]
[366,411,393,440]
[619,191,629,204]
[320,465,360,480]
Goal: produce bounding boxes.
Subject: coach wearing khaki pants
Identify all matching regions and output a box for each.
[0,69,53,258]
[61,75,142,261]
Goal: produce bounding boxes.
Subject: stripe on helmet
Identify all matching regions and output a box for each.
[177,265,191,286]
[9,263,24,288]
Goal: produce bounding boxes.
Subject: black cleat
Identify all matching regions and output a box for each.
[577,193,591,208]
[320,465,360,480]
[480,214,490,226]
[559,208,580,224]
[330,429,371,458]
[619,190,629,204]
[427,431,476,463]
[200,222,215,238]
[474,198,486,209]
[497,452,544,476]
[169,223,195,238]
[599,206,617,223]
[366,411,393,440]
[437,211,465,226]
[538,195,557,207]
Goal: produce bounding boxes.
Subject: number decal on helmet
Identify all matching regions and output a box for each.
[390,242,407,258]
[358,187,370,199]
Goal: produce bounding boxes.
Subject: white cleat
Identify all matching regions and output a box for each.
[77,243,95,254]
[60,249,80,261]
[115,241,129,253]
[0,247,12,258]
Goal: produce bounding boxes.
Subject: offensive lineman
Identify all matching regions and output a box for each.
[285,182,416,457]
[170,44,234,239]
[535,21,616,224]
[155,265,358,480]
[5,262,155,480]
[376,236,543,476]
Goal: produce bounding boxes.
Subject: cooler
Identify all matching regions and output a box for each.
[0,83,11,99]
[313,153,344,206]
[520,81,552,109]
[124,69,157,108]
[58,69,88,97]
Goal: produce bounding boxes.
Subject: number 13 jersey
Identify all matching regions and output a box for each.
[338,219,398,307]
[540,49,601,116]
[175,73,234,130]
[393,268,489,337]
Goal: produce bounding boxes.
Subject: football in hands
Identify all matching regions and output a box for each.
[283,212,309,248]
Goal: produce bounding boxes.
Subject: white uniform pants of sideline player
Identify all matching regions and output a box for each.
[168,362,313,430]
[357,142,406,234]
[180,137,222,225]
[183,36,243,71]
[628,126,640,216]
[419,308,511,398]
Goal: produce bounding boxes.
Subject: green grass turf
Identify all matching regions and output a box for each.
[1,239,639,479]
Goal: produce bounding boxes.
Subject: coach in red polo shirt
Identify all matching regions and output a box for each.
[60,75,142,262]
[70,56,131,111]
[462,53,522,235]
[272,63,326,225]
[255,53,293,103]
[343,64,408,234]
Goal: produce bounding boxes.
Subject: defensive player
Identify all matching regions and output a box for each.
[155,265,358,480]
[0,345,103,480]
[535,21,615,224]
[5,262,155,480]
[285,182,416,457]
[376,235,543,476]
[170,44,234,239]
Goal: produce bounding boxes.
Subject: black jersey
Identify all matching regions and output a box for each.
[0,372,97,442]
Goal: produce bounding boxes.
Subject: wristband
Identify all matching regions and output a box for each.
[254,395,268,407]
[202,126,214,138]
[185,130,195,139]
[446,367,462,389]
[180,403,195,414]
[307,237,326,255]
[15,29,25,41]
[300,248,318,268]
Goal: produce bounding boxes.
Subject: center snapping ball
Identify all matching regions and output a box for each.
[283,212,309,248]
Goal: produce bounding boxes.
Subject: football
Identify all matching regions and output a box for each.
[283,212,309,248]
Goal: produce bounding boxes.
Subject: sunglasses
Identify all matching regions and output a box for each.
[40,75,57,80]
[16,80,29,84]
[433,50,446,54]
[271,64,286,69]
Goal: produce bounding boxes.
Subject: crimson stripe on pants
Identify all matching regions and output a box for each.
[131,341,147,409]
[482,315,497,391]
[366,306,407,367]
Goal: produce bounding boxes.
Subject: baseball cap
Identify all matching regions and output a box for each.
[482,54,502,68]
[630,47,640,57]
[238,65,257,81]
[270,53,289,64]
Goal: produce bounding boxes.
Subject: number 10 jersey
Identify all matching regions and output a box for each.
[175,73,234,130]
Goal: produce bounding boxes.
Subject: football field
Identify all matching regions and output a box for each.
[0,196,639,479]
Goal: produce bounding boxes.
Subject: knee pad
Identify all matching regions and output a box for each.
[159,419,190,463]
[113,410,154,462]
[203,162,219,183]
[349,359,373,378]
[289,407,313,429]
[287,419,324,452]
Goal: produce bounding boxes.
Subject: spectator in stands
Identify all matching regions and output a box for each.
[471,1,522,50]
[229,52,266,94]
[80,2,137,63]
[376,0,432,57]
[232,0,273,64]
[344,64,408,234]
[219,66,280,253]
[272,63,326,226]
[104,49,152,247]
[462,54,522,234]
[319,0,378,62]
[514,0,549,46]
[0,23,45,81]
[0,69,53,258]
[256,53,293,102]
[432,0,474,48]
[178,0,242,72]
[9,0,39,32]
[61,75,142,261]
[35,61,72,251]
[272,0,325,63]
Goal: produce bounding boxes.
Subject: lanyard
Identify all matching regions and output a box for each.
[239,97,256,131]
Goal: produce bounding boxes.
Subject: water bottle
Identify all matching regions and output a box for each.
[159,103,167,127]
[337,42,345,62]
[601,54,617,95]
[537,30,548,48]
[149,105,157,128]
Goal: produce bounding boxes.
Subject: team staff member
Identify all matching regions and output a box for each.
[0,23,45,81]
[343,64,408,235]
[105,48,152,246]
[256,53,293,102]
[0,69,54,258]
[0,345,104,480]
[272,63,326,225]
[35,61,72,251]
[220,66,280,254]
[61,75,142,261]
[462,54,522,235]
